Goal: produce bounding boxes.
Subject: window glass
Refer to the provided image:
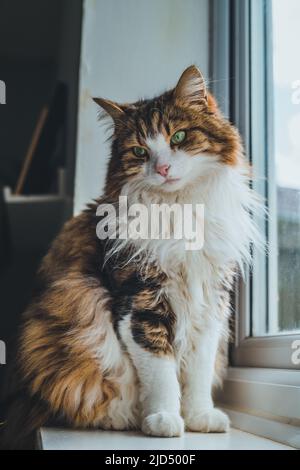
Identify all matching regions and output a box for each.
[271,0,300,333]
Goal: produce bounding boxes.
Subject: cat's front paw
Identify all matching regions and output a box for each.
[185,408,230,433]
[142,412,184,437]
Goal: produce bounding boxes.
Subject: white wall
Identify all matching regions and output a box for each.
[75,0,209,213]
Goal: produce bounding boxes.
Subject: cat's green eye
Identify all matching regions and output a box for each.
[171,130,186,145]
[133,146,147,157]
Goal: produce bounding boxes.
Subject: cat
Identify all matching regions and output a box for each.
[0,65,261,449]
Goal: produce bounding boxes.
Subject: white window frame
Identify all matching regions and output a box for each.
[230,0,300,368]
[211,0,300,448]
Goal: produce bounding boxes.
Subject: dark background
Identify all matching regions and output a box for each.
[0,0,82,389]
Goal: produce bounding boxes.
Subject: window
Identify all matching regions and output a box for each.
[222,0,300,368]
[271,0,300,335]
[211,0,300,447]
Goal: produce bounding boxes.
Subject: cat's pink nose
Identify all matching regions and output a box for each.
[156,164,170,177]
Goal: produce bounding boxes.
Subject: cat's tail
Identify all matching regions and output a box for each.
[0,388,50,450]
[0,354,51,450]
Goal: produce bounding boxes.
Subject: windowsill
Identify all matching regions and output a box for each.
[38,368,300,450]
[39,427,292,451]
[216,367,300,448]
[217,367,300,420]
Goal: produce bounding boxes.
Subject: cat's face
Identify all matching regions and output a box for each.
[94,66,241,195]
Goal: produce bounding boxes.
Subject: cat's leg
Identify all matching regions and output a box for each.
[181,318,230,433]
[119,314,184,437]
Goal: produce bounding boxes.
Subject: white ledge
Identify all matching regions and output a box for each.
[39,427,292,451]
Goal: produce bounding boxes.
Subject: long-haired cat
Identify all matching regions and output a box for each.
[0,66,261,449]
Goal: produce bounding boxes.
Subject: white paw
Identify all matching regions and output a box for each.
[185,408,230,433]
[142,412,184,437]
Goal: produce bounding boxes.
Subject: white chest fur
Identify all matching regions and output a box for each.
[148,164,260,363]
[115,163,260,362]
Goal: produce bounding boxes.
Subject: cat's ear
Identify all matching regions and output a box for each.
[207,92,219,114]
[93,97,125,121]
[174,65,207,104]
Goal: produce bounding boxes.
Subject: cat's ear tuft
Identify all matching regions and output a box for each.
[93,97,125,121]
[174,65,207,105]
